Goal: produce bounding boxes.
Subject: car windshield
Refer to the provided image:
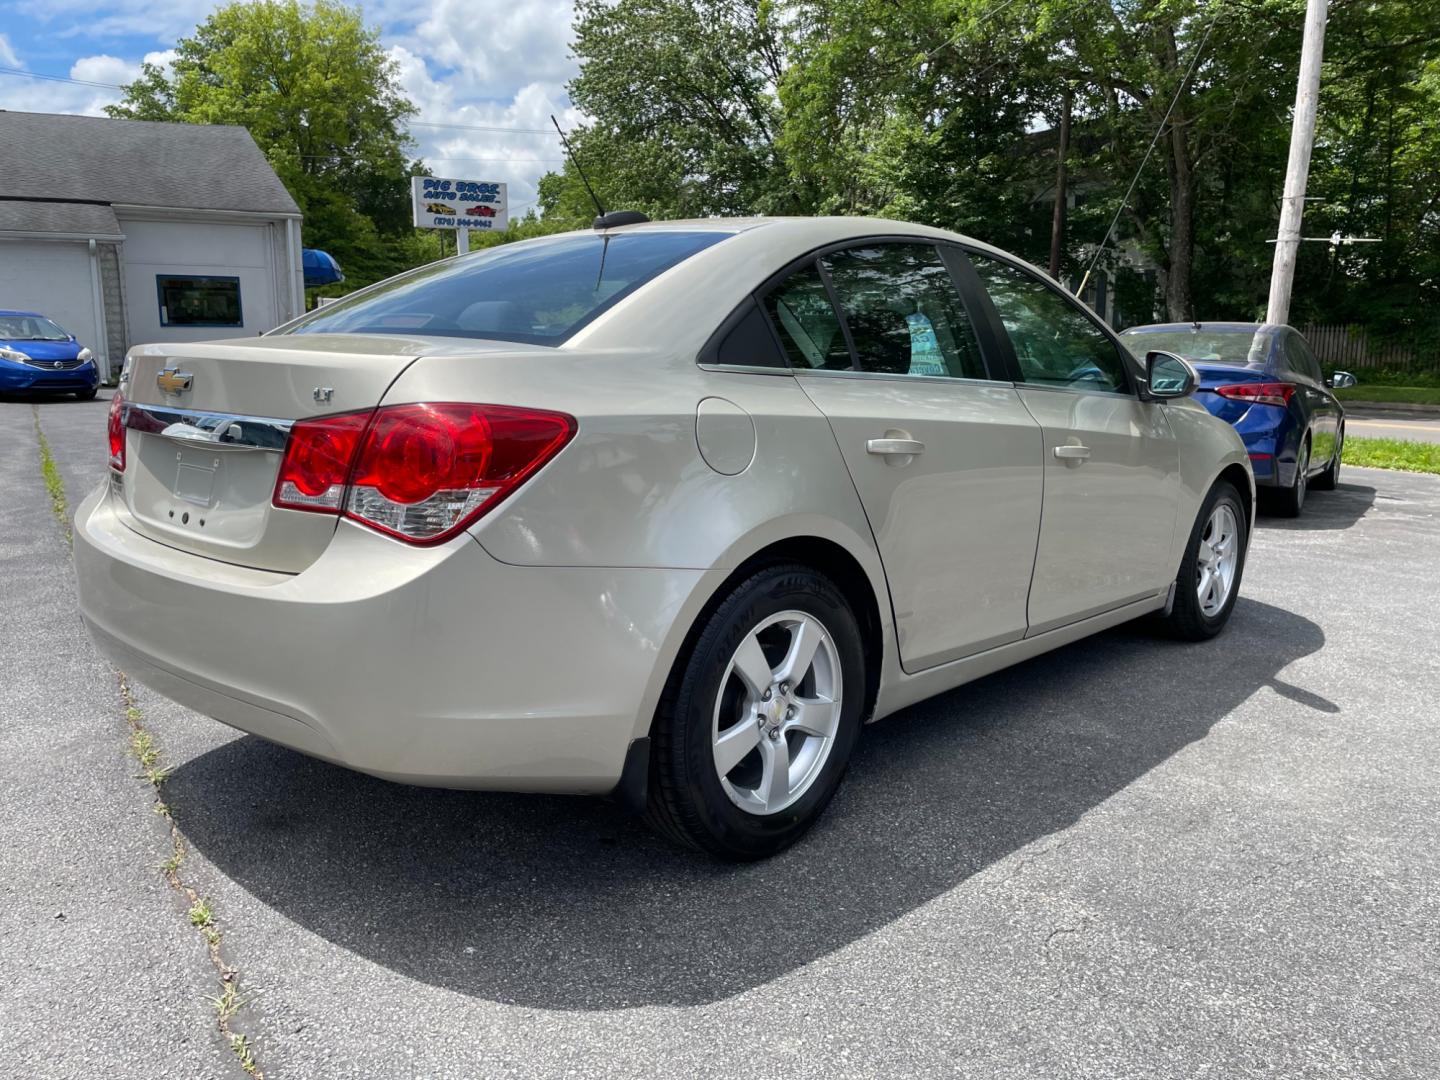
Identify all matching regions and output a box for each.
[0,315,70,341]
[1120,328,1271,366]
[281,230,732,345]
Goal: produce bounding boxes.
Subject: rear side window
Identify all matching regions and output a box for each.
[282,231,730,346]
[1285,334,1322,382]
[763,264,853,370]
[820,244,987,379]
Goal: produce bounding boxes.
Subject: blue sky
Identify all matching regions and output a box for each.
[0,0,582,214]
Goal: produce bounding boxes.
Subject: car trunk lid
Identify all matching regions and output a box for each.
[114,334,497,572]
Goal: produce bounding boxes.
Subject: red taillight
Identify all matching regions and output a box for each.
[273,411,370,512]
[107,391,126,471]
[1214,382,1296,408]
[272,402,576,545]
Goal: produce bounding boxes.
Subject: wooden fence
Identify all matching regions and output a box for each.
[1301,323,1439,373]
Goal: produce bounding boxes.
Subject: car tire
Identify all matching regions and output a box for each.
[1272,437,1309,517]
[1161,480,1248,642]
[1312,426,1342,491]
[74,388,98,401]
[644,563,866,860]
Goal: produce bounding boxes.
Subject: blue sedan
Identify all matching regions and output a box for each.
[0,310,101,400]
[1119,322,1355,517]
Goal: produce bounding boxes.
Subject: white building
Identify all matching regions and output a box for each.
[0,110,304,381]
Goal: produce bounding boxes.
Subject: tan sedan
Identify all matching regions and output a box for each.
[73,217,1252,859]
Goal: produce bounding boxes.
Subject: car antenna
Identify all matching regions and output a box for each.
[550,115,650,231]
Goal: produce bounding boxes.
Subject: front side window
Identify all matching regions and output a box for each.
[820,244,987,379]
[762,264,852,370]
[969,252,1129,393]
[158,276,243,327]
[283,230,729,346]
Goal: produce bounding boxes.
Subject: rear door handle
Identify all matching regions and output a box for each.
[866,438,925,456]
[1053,444,1092,461]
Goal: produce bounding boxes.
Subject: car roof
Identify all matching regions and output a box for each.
[1121,321,1291,335]
[601,214,1013,251]
[562,215,1081,352]
[0,309,46,318]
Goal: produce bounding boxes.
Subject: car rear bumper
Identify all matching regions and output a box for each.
[72,483,704,792]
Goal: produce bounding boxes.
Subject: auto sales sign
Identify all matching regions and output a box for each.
[411,176,509,232]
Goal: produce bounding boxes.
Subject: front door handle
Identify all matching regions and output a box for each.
[867,437,925,457]
[1053,444,1092,461]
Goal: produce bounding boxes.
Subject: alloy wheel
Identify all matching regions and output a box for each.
[1196,503,1240,617]
[711,610,843,816]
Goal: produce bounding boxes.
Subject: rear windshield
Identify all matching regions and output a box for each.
[1119,329,1272,366]
[281,230,730,346]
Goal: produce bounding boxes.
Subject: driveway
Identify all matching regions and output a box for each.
[4,392,1439,1079]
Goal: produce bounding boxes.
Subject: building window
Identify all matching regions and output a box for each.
[156,276,243,327]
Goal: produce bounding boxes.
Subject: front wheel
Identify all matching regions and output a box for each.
[644,563,866,860]
[1161,480,1248,641]
[74,388,98,401]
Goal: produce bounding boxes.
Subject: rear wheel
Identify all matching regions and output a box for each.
[644,563,865,860]
[1273,437,1309,517]
[1312,425,1342,491]
[1161,480,1248,641]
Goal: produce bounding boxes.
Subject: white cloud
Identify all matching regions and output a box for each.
[393,0,577,98]
[1,3,585,217]
[391,45,580,213]
[0,46,129,117]
[0,33,22,69]
[70,54,141,85]
[14,0,221,46]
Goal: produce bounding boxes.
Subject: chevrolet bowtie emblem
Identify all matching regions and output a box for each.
[156,367,194,395]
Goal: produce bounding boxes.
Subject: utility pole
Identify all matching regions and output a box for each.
[1265,0,1329,326]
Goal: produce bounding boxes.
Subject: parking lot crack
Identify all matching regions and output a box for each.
[29,405,265,1079]
[119,673,267,1079]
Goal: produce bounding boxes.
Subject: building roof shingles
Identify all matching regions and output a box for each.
[0,201,123,236]
[0,110,300,216]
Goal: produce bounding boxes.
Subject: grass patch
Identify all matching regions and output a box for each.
[1343,437,1440,474]
[1336,385,1440,406]
[230,1034,259,1076]
[31,406,70,544]
[188,898,215,928]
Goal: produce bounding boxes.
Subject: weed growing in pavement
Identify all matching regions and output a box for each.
[31,406,70,544]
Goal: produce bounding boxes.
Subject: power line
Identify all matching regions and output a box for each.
[409,119,555,136]
[0,65,120,90]
[1077,7,1222,297]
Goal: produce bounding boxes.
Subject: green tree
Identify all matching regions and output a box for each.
[106,0,424,289]
[539,0,802,223]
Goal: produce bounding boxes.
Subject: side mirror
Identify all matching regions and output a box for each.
[1142,350,1197,400]
[1328,370,1357,390]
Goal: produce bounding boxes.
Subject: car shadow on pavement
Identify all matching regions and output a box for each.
[1257,481,1376,532]
[165,597,1328,1011]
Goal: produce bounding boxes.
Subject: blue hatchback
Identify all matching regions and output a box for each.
[0,310,101,399]
[1119,322,1356,517]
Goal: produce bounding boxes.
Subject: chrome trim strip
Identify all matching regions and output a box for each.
[122,402,293,451]
[790,367,1016,388]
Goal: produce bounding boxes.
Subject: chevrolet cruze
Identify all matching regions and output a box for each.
[74,217,1253,859]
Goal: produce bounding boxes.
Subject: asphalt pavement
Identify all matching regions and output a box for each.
[3,390,1439,1079]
